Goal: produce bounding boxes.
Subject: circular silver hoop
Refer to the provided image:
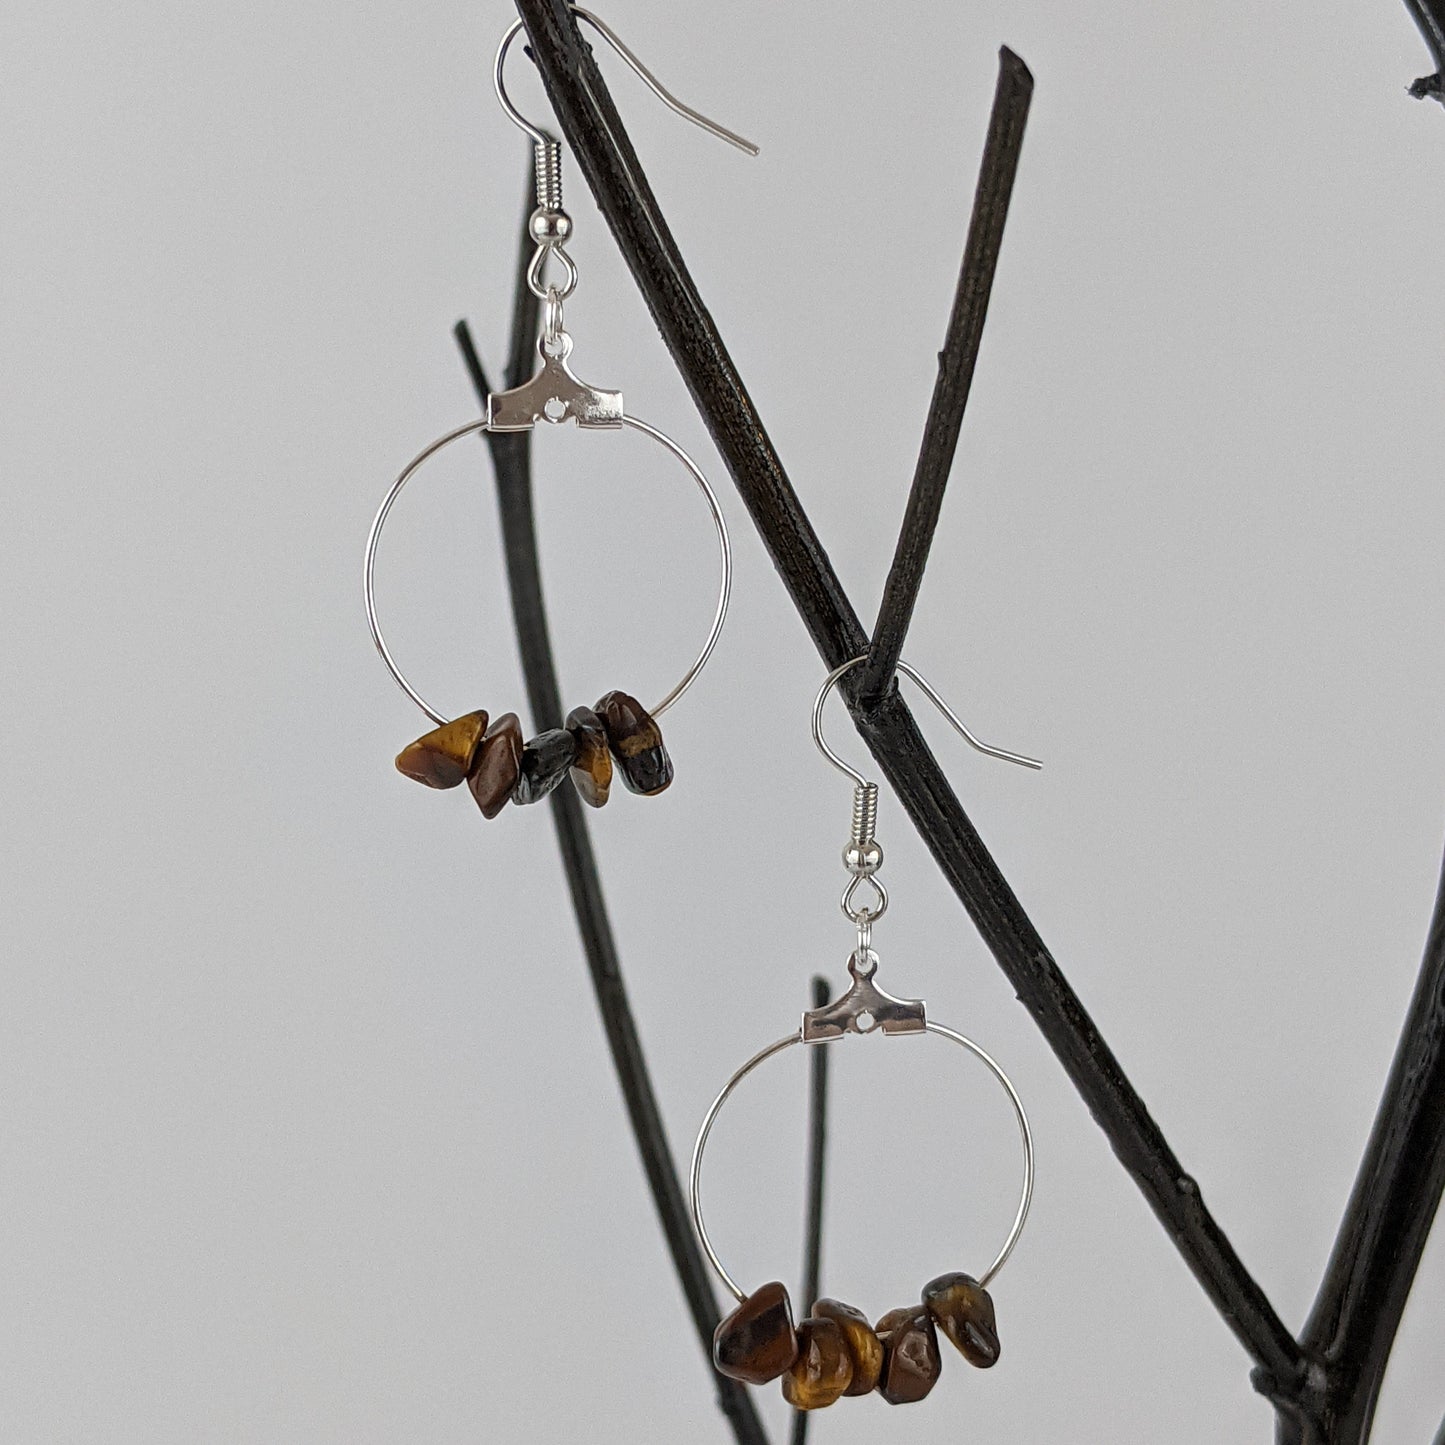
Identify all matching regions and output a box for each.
[364,414,731,727]
[689,1023,1034,1304]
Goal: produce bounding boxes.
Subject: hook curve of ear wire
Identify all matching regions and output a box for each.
[493,7,760,157]
[812,655,1038,926]
[812,655,1042,788]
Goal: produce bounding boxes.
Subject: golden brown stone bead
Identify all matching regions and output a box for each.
[595,689,673,796]
[875,1306,942,1405]
[565,705,612,808]
[781,1317,853,1411]
[922,1271,1000,1369]
[713,1281,798,1385]
[394,710,488,789]
[812,1298,884,1395]
[512,728,578,806]
[467,712,522,819]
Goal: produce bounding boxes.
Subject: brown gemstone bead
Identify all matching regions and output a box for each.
[875,1307,942,1405]
[565,705,612,808]
[595,689,673,796]
[467,712,522,819]
[923,1271,1000,1369]
[512,728,578,806]
[812,1298,883,1395]
[781,1317,853,1411]
[713,1281,798,1385]
[395,710,488,789]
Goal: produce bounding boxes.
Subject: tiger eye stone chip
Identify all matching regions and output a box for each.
[512,728,578,806]
[922,1271,1000,1368]
[812,1298,883,1395]
[595,690,673,796]
[713,1281,797,1385]
[467,712,523,819]
[395,710,488,789]
[565,705,612,808]
[782,1317,853,1411]
[875,1306,942,1405]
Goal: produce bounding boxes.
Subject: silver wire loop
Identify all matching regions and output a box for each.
[842,872,888,924]
[542,287,566,350]
[529,243,578,304]
[364,413,731,726]
[813,656,1042,787]
[688,1022,1034,1303]
[493,8,760,159]
[854,914,872,957]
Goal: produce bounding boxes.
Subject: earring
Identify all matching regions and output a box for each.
[689,656,1041,1411]
[363,8,756,819]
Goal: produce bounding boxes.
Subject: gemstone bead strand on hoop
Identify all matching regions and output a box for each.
[391,691,674,815]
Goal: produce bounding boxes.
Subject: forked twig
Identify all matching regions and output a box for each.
[1405,0,1445,100]
[1279,859,1445,1442]
[512,0,1305,1406]
[496,4,1445,1438]
[858,48,1033,708]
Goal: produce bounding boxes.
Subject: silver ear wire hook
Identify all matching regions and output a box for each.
[812,656,1043,787]
[494,7,758,303]
[813,654,1039,939]
[493,9,760,159]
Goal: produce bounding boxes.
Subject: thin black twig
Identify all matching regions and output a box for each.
[451,180,769,1445]
[790,976,833,1445]
[858,48,1033,708]
[1278,849,1445,1445]
[1404,0,1445,100]
[512,0,1307,1408]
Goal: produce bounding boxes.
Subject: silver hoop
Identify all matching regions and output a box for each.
[364,414,731,727]
[689,1022,1034,1304]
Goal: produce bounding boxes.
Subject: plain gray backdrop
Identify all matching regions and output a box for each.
[3,0,1444,1440]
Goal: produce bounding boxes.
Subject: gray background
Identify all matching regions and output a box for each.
[3,0,1444,1440]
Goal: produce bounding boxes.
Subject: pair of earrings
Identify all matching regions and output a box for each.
[365,5,1040,1416]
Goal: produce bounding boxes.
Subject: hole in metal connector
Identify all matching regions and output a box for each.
[855,1010,876,1032]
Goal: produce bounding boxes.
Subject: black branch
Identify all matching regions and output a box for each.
[858,48,1033,708]
[452,184,769,1445]
[511,0,1308,1407]
[1405,0,1445,99]
[791,975,832,1445]
[1278,848,1445,1445]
